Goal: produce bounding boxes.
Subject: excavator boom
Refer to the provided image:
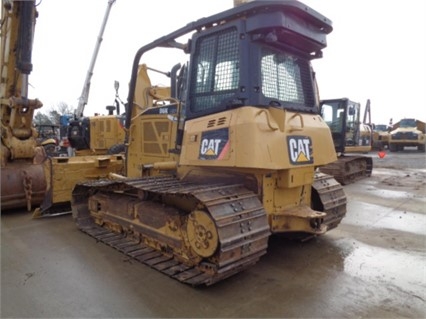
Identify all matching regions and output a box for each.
[1,0,46,211]
[1,0,125,217]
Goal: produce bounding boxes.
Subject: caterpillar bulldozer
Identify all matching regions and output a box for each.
[71,0,347,286]
[1,0,124,216]
[319,98,373,184]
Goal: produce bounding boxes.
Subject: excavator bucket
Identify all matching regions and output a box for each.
[1,161,46,212]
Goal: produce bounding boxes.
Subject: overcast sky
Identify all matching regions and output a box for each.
[28,0,426,125]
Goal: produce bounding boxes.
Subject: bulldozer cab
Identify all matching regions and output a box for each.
[125,1,336,176]
[185,23,319,119]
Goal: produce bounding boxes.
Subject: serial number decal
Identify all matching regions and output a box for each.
[287,136,313,165]
[199,128,229,160]
[142,105,177,115]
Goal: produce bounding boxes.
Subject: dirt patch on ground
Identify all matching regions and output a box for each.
[371,168,426,190]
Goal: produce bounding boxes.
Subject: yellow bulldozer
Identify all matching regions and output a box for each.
[319,98,373,185]
[71,0,347,286]
[1,0,124,216]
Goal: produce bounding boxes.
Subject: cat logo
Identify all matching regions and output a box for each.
[287,136,313,165]
[199,128,229,160]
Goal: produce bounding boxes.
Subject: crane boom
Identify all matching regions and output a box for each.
[75,0,115,118]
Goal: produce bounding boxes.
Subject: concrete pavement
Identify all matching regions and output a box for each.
[1,165,425,318]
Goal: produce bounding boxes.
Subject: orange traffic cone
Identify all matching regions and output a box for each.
[378,151,386,158]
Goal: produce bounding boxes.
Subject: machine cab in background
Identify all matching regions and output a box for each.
[320,98,372,154]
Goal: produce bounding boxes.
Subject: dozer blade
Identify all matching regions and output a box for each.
[33,154,124,218]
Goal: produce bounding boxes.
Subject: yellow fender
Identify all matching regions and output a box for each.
[41,138,56,146]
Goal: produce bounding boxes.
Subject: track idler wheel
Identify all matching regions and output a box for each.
[186,210,218,258]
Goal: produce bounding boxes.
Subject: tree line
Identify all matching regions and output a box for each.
[33,102,75,125]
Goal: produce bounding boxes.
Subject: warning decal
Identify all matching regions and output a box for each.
[287,136,313,165]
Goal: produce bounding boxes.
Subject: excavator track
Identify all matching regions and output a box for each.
[72,175,271,286]
[319,155,373,185]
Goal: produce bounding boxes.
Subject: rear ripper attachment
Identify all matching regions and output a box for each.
[72,176,270,286]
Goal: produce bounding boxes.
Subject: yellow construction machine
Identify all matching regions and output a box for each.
[372,123,390,150]
[71,0,347,286]
[0,0,123,216]
[389,118,426,152]
[1,0,46,211]
[67,100,126,156]
[32,0,125,217]
[319,98,373,184]
[66,0,126,157]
